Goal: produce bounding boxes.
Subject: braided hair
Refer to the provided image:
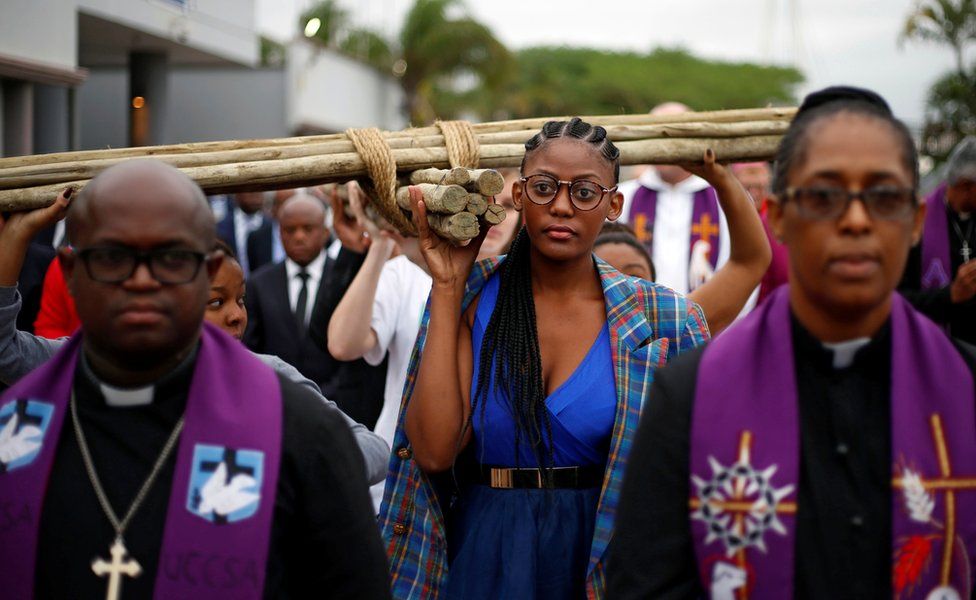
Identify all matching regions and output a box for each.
[468,118,619,482]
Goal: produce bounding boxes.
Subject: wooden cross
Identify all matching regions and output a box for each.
[691,213,720,248]
[892,414,976,587]
[91,538,142,600]
[689,431,797,600]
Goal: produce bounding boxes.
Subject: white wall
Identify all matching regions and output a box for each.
[78,0,259,66]
[286,42,406,133]
[0,0,77,68]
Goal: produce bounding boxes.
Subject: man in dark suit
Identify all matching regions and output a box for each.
[246,189,291,272]
[244,193,386,427]
[214,191,268,275]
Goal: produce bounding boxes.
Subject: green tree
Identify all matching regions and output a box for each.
[901,0,976,78]
[497,47,803,119]
[340,28,394,71]
[398,0,514,124]
[900,0,976,159]
[299,0,349,48]
[922,68,976,160]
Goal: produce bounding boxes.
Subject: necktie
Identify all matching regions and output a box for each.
[294,269,309,336]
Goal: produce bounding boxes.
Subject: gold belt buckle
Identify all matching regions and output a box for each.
[490,468,513,489]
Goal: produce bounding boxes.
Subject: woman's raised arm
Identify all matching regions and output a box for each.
[685,150,771,334]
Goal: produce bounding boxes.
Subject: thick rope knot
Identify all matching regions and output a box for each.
[435,120,480,169]
[345,127,417,236]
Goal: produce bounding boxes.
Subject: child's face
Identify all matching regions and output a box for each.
[513,138,622,263]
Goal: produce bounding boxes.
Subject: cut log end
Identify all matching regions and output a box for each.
[427,212,480,244]
[482,203,507,226]
[396,183,469,214]
[464,169,505,196]
[464,193,488,216]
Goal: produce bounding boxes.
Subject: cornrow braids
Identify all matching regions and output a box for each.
[520,117,621,183]
[468,226,556,481]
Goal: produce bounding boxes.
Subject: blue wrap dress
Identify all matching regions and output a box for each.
[444,273,617,599]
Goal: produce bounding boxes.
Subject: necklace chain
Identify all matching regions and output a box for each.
[949,211,975,253]
[70,393,185,539]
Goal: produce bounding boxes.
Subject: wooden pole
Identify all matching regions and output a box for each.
[0,135,783,212]
[0,120,791,190]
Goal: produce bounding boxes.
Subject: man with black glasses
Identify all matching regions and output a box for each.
[0,160,391,599]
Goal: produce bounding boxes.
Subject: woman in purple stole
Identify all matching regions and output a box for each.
[607,87,976,599]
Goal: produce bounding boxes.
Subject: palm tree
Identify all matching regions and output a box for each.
[299,0,350,49]
[398,0,514,124]
[901,0,976,79]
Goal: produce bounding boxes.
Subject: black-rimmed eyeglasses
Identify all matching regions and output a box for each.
[520,174,616,212]
[782,186,917,221]
[75,247,210,284]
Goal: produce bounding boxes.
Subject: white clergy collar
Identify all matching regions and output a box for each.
[99,384,154,407]
[822,337,872,369]
[637,167,709,194]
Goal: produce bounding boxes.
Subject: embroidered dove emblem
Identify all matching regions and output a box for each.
[689,239,715,290]
[198,462,259,517]
[0,413,43,465]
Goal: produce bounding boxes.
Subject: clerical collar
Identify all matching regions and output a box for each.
[790,312,891,371]
[79,344,199,407]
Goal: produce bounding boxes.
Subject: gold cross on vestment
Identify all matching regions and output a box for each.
[691,213,720,248]
[689,431,797,600]
[91,538,142,600]
[892,414,976,587]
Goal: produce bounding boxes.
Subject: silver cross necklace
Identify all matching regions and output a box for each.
[950,213,974,263]
[70,393,185,600]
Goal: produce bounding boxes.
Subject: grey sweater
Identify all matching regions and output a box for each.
[0,286,390,485]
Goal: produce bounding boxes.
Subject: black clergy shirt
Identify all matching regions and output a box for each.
[606,315,976,599]
[35,347,391,599]
[900,205,976,345]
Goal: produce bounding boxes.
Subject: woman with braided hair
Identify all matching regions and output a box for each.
[378,117,715,599]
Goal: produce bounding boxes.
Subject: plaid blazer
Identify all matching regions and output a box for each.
[377,256,709,599]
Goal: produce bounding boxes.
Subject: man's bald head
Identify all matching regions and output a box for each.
[650,101,692,116]
[67,159,213,248]
[649,102,695,185]
[59,158,222,383]
[279,193,328,266]
[279,193,326,221]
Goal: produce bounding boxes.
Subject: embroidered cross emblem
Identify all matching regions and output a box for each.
[691,213,720,248]
[893,414,976,589]
[691,431,796,599]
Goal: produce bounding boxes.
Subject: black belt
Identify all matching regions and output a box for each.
[478,465,604,489]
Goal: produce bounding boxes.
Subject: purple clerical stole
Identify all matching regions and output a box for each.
[629,185,722,289]
[690,287,976,599]
[921,184,954,290]
[0,323,282,599]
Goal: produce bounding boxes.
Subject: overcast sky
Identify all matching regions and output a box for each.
[257,0,967,131]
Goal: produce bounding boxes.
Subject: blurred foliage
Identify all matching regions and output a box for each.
[299,0,349,48]
[901,0,976,76]
[492,47,803,120]
[339,28,394,71]
[922,67,976,160]
[900,0,976,160]
[295,1,803,124]
[259,36,286,67]
[398,0,514,123]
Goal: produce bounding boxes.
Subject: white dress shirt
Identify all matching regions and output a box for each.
[234,208,265,273]
[285,250,327,328]
[618,168,731,295]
